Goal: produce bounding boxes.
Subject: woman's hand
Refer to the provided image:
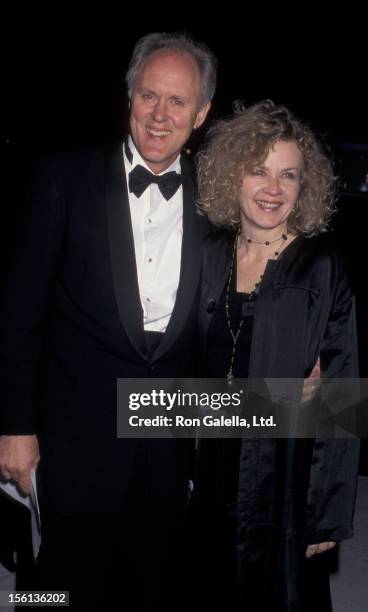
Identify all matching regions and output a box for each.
[305,541,336,558]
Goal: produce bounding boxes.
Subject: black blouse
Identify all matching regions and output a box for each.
[200,264,257,508]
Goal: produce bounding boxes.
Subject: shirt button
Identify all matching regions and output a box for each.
[148,258,152,263]
[146,298,151,302]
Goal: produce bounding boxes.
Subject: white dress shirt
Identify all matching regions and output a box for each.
[123,136,183,333]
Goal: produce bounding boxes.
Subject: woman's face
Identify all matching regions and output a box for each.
[239,140,303,235]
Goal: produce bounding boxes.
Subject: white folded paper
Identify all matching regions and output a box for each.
[0,470,41,559]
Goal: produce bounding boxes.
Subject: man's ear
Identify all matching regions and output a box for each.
[194,102,211,130]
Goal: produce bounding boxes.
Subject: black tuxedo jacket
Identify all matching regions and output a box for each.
[0,144,210,516]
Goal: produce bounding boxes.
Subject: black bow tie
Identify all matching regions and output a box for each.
[128,164,184,201]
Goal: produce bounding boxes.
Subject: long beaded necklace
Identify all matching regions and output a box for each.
[225,229,288,383]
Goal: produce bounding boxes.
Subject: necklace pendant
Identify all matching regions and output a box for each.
[227,371,234,384]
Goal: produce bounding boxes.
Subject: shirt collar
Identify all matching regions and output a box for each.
[124,135,181,175]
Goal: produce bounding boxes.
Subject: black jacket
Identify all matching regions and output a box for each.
[0,145,209,516]
[197,230,360,610]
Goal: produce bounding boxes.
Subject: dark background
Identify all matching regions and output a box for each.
[1,16,367,469]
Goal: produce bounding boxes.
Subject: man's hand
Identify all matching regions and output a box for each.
[302,358,321,403]
[0,435,40,495]
[305,541,336,558]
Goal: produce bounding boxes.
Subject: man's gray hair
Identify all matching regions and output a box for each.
[126,31,217,108]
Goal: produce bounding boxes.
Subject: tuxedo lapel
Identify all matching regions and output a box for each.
[198,233,232,345]
[105,145,146,359]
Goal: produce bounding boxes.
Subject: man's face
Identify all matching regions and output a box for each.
[129,49,210,174]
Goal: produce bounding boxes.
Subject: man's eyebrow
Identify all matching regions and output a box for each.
[171,94,188,101]
[137,87,156,95]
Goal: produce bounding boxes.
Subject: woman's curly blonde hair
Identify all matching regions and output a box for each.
[196,99,337,236]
